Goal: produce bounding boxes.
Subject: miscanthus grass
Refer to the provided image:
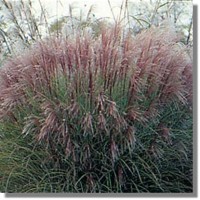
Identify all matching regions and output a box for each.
[0,23,192,193]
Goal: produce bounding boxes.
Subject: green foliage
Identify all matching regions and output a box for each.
[0,102,192,192]
[49,17,66,34]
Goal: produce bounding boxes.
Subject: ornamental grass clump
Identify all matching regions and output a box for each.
[0,23,192,192]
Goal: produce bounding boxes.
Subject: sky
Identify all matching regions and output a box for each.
[29,0,192,27]
[31,0,134,22]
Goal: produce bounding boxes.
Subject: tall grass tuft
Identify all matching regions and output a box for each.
[0,23,192,192]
